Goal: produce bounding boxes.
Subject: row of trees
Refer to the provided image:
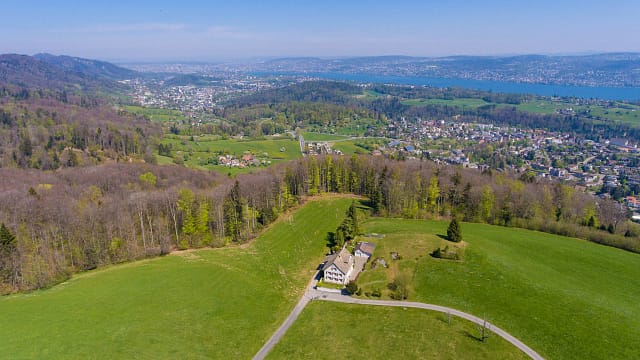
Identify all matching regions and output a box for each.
[1,155,637,294]
[329,201,361,251]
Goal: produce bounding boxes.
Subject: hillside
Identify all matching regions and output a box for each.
[34,53,138,81]
[0,53,126,92]
[0,198,352,358]
[3,201,637,359]
[347,218,640,359]
[0,198,529,359]
[0,54,88,90]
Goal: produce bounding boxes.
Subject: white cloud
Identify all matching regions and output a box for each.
[202,26,262,40]
[53,23,188,34]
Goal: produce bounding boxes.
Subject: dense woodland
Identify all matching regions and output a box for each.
[0,86,160,169]
[1,156,637,294]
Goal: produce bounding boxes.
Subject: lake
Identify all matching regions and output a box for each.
[254,72,640,101]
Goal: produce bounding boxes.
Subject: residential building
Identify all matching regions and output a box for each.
[322,248,354,285]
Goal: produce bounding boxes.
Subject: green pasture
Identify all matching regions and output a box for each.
[269,301,528,360]
[356,218,640,360]
[0,198,353,359]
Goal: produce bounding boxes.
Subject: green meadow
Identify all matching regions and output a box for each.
[159,135,302,173]
[402,96,640,127]
[124,105,187,122]
[355,219,640,360]
[0,198,352,359]
[268,301,528,360]
[3,202,638,359]
[301,132,350,141]
[401,98,495,108]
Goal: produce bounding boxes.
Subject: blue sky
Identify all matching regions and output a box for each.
[2,0,639,61]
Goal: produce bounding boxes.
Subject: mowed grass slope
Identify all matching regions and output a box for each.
[268,301,528,360]
[0,198,353,359]
[359,219,640,360]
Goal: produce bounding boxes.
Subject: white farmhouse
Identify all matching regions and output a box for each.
[322,248,354,285]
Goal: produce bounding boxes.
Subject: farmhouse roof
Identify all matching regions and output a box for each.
[323,248,353,275]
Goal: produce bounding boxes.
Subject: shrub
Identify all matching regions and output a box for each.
[345,280,359,295]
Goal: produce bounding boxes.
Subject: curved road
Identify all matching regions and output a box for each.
[253,274,544,360]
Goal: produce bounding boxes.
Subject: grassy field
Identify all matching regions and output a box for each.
[516,100,640,126]
[402,96,640,127]
[402,98,495,108]
[356,219,640,360]
[268,301,528,360]
[124,105,187,122]
[159,135,302,174]
[330,139,370,155]
[301,132,350,141]
[0,197,353,359]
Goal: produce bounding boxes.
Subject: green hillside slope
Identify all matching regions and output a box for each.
[0,197,352,359]
[355,219,640,360]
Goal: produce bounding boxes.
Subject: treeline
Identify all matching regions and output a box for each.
[0,87,161,169]
[283,156,636,250]
[1,156,638,294]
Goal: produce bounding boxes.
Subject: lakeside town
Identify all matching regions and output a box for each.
[127,73,640,216]
[303,117,640,215]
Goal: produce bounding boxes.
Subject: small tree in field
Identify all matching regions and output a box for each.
[447,218,462,242]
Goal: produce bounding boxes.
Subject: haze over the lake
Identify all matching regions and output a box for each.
[2,0,639,61]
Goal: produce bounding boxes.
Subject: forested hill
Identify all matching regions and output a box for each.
[230,80,362,106]
[0,54,158,170]
[34,53,138,81]
[0,54,132,92]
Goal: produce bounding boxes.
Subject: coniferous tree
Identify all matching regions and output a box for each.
[447,218,462,242]
[0,223,16,249]
[347,201,360,237]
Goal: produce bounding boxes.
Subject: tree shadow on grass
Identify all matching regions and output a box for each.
[461,330,484,342]
[326,231,336,249]
[436,234,450,241]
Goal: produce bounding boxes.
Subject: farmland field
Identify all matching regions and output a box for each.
[0,198,352,359]
[159,135,302,174]
[302,132,350,141]
[402,96,640,127]
[268,301,528,360]
[123,105,187,122]
[402,98,495,108]
[356,218,640,360]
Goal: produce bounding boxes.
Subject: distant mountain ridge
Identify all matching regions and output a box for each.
[253,53,640,87]
[34,53,138,80]
[0,53,138,92]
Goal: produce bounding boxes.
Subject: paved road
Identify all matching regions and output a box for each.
[310,289,544,360]
[252,273,318,360]
[254,275,544,360]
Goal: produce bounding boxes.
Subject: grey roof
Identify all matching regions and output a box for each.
[323,248,353,275]
[355,241,376,256]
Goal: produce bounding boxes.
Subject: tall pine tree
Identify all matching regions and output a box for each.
[447,218,462,242]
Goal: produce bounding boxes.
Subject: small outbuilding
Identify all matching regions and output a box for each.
[354,242,376,259]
